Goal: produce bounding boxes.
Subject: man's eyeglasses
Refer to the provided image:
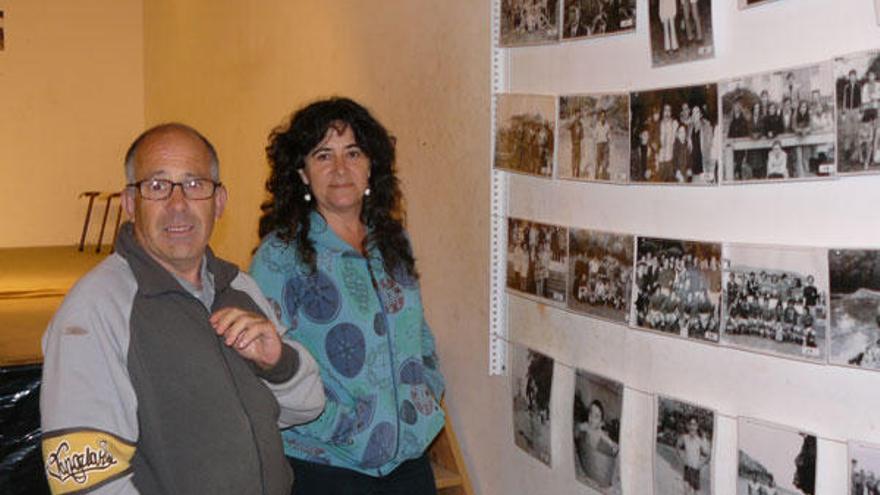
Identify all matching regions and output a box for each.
[127,178,222,200]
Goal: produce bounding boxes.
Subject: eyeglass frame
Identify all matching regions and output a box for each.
[126,178,223,201]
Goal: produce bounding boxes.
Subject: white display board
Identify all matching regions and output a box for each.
[492,0,880,494]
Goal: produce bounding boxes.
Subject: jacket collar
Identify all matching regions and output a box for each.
[307,210,378,260]
[115,221,239,299]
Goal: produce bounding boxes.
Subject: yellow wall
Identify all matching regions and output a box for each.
[144,1,499,492]
[0,0,144,247]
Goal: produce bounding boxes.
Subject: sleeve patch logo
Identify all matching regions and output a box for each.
[42,429,135,493]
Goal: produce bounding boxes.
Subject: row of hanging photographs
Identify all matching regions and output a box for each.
[493,48,880,185]
[500,0,880,68]
[510,342,878,495]
[506,215,880,369]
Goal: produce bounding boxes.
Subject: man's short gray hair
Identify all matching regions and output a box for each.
[124,123,220,183]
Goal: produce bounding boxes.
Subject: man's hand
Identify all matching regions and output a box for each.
[210,307,282,371]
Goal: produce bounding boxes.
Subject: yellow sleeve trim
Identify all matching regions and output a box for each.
[42,429,135,494]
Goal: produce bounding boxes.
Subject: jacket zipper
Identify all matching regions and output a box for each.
[365,256,401,477]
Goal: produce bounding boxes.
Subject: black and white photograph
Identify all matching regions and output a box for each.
[834,50,880,175]
[568,228,633,323]
[648,0,714,67]
[630,84,720,184]
[558,93,630,183]
[850,441,880,495]
[562,0,635,41]
[507,217,569,304]
[511,344,554,467]
[655,396,714,495]
[721,244,828,362]
[828,249,880,370]
[721,62,836,183]
[737,0,784,9]
[632,237,722,342]
[876,0,880,26]
[500,0,560,47]
[494,94,556,178]
[573,369,623,494]
[737,418,817,495]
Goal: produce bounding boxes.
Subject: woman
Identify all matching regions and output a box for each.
[766,140,789,179]
[658,0,679,54]
[251,98,445,495]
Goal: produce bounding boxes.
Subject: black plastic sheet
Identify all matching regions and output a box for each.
[0,364,50,495]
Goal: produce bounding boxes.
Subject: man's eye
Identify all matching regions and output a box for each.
[147,180,168,191]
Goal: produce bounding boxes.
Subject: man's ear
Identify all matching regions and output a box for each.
[122,187,136,220]
[214,185,228,220]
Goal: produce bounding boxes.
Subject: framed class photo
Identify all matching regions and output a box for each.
[654,396,715,495]
[511,344,554,466]
[721,62,836,183]
[632,237,722,342]
[507,217,569,304]
[499,0,560,47]
[737,418,817,495]
[828,249,880,370]
[568,228,633,323]
[558,93,630,183]
[648,0,714,67]
[630,84,719,185]
[561,0,635,41]
[573,368,623,494]
[850,441,880,495]
[495,94,557,178]
[721,244,829,362]
[834,50,880,175]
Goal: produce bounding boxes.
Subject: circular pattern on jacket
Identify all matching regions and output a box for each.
[286,270,341,324]
[378,278,405,313]
[359,422,396,469]
[341,257,373,316]
[373,312,388,336]
[400,400,418,425]
[399,358,425,385]
[411,385,436,416]
[325,323,366,378]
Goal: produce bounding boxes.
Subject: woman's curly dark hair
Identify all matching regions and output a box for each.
[258,97,417,280]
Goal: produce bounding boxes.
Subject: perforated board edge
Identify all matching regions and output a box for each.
[488,0,509,376]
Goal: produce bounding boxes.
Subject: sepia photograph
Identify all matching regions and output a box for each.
[737,418,816,495]
[568,228,633,323]
[500,0,560,47]
[828,249,880,370]
[648,0,714,67]
[507,217,569,304]
[834,50,880,175]
[721,62,836,183]
[721,244,828,362]
[632,237,722,342]
[738,0,785,9]
[573,369,623,494]
[630,84,720,184]
[511,344,554,467]
[562,0,635,41]
[495,93,557,178]
[655,396,714,495]
[558,93,630,183]
[850,441,880,495]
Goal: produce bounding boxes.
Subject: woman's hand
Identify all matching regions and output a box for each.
[210,307,283,371]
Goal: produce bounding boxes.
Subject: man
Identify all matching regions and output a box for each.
[568,107,585,177]
[676,416,710,495]
[40,124,325,494]
[594,109,611,180]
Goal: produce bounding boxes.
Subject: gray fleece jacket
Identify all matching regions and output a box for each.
[40,223,325,494]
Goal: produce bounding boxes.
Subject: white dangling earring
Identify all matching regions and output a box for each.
[304,191,312,202]
[364,188,371,197]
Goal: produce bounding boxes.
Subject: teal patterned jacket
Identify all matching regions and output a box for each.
[250,211,445,476]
